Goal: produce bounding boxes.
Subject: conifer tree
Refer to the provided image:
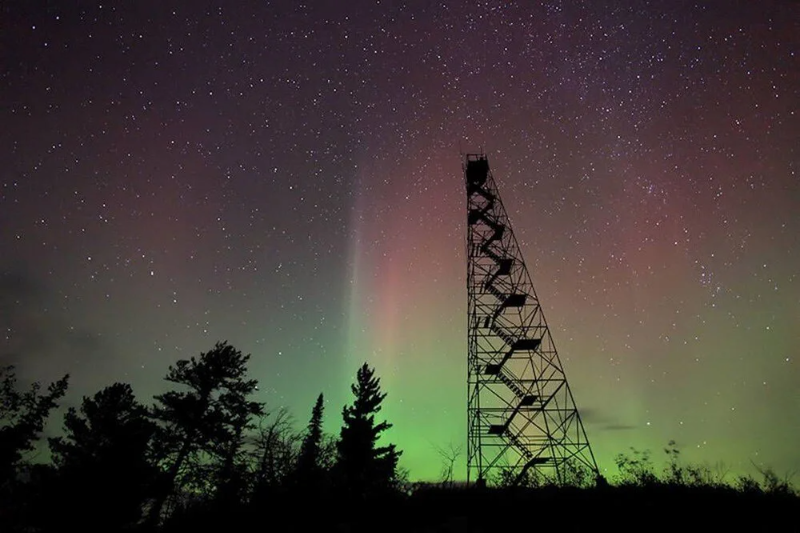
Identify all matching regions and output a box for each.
[295,393,325,488]
[147,341,263,523]
[336,363,401,496]
[0,366,68,486]
[48,383,157,531]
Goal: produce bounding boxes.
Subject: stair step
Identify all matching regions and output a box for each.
[468,208,486,225]
[496,258,513,275]
[513,338,541,350]
[520,395,536,406]
[503,293,526,308]
[505,430,534,460]
[482,246,503,263]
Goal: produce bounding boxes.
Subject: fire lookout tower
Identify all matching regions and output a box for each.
[465,154,598,485]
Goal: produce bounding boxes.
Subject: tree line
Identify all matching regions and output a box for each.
[2,341,797,532]
[0,341,401,532]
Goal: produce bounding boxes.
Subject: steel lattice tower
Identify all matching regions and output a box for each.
[465,153,598,485]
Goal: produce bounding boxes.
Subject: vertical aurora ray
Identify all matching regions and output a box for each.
[340,148,471,479]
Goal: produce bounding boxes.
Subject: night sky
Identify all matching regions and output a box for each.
[2,1,798,482]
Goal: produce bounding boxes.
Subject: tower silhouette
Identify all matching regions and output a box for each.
[465,153,598,485]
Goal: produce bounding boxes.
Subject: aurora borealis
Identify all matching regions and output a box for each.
[2,1,798,482]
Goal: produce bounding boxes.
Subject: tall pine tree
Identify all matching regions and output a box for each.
[336,363,400,496]
[147,341,263,523]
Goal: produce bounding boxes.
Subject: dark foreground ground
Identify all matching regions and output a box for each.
[160,484,800,533]
[4,483,798,532]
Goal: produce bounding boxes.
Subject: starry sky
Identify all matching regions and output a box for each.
[2,1,798,482]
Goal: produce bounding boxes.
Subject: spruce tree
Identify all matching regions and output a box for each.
[336,363,401,496]
[295,393,325,488]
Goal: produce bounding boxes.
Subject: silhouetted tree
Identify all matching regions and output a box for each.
[0,365,68,487]
[318,433,339,471]
[614,447,658,486]
[47,383,157,532]
[294,393,326,489]
[212,376,262,506]
[147,341,263,523]
[250,407,300,501]
[336,363,401,497]
[434,442,463,486]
